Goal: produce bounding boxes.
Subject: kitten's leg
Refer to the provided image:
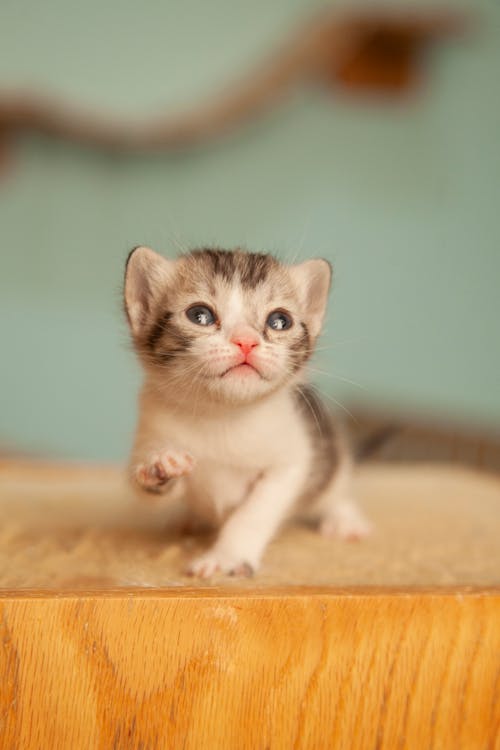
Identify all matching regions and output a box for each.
[129,389,195,496]
[131,448,194,495]
[187,465,304,578]
[317,456,372,541]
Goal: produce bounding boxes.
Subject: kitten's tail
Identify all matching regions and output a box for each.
[355,424,400,461]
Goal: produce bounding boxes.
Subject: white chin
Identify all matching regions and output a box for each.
[210,369,273,403]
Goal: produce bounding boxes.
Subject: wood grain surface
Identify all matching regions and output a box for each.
[1,587,499,750]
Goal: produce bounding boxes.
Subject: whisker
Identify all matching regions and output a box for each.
[305,367,366,391]
[296,385,323,438]
[309,384,359,425]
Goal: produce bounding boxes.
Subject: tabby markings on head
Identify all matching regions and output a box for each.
[191,248,277,288]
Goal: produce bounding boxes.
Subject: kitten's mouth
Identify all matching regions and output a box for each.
[221,363,262,378]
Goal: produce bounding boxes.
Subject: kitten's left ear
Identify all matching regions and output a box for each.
[289,259,332,338]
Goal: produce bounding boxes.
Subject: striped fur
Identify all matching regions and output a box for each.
[125,246,321,381]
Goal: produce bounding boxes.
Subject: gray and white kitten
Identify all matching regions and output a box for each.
[124,246,370,577]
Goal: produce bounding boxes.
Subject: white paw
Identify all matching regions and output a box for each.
[135,449,195,493]
[187,549,255,579]
[320,501,372,541]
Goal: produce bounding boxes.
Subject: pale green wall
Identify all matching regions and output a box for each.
[1,0,499,460]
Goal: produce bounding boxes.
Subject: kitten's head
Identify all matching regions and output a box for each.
[124,247,331,406]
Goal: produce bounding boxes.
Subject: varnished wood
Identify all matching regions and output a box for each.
[1,460,498,747]
[1,587,499,749]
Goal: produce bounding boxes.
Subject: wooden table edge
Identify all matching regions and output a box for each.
[1,584,499,600]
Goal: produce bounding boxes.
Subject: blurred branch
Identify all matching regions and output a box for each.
[0,9,467,157]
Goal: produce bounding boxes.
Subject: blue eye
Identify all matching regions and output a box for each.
[266,310,293,331]
[186,305,216,327]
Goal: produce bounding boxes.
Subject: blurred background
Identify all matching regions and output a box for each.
[0,0,498,463]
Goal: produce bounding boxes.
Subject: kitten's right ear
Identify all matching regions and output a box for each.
[124,246,175,336]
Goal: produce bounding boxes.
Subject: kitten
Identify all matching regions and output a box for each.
[124,246,370,578]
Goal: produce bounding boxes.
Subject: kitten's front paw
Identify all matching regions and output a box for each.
[186,550,255,579]
[134,449,195,493]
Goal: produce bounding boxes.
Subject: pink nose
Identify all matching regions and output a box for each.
[232,336,259,356]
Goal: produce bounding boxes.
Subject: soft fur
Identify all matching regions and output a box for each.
[124,246,370,577]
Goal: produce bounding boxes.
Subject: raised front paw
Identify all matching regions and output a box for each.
[134,449,195,493]
[186,549,255,579]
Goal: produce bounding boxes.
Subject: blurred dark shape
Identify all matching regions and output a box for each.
[352,411,500,474]
[0,7,468,169]
[322,10,468,93]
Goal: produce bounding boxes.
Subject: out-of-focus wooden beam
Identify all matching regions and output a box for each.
[0,9,468,162]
